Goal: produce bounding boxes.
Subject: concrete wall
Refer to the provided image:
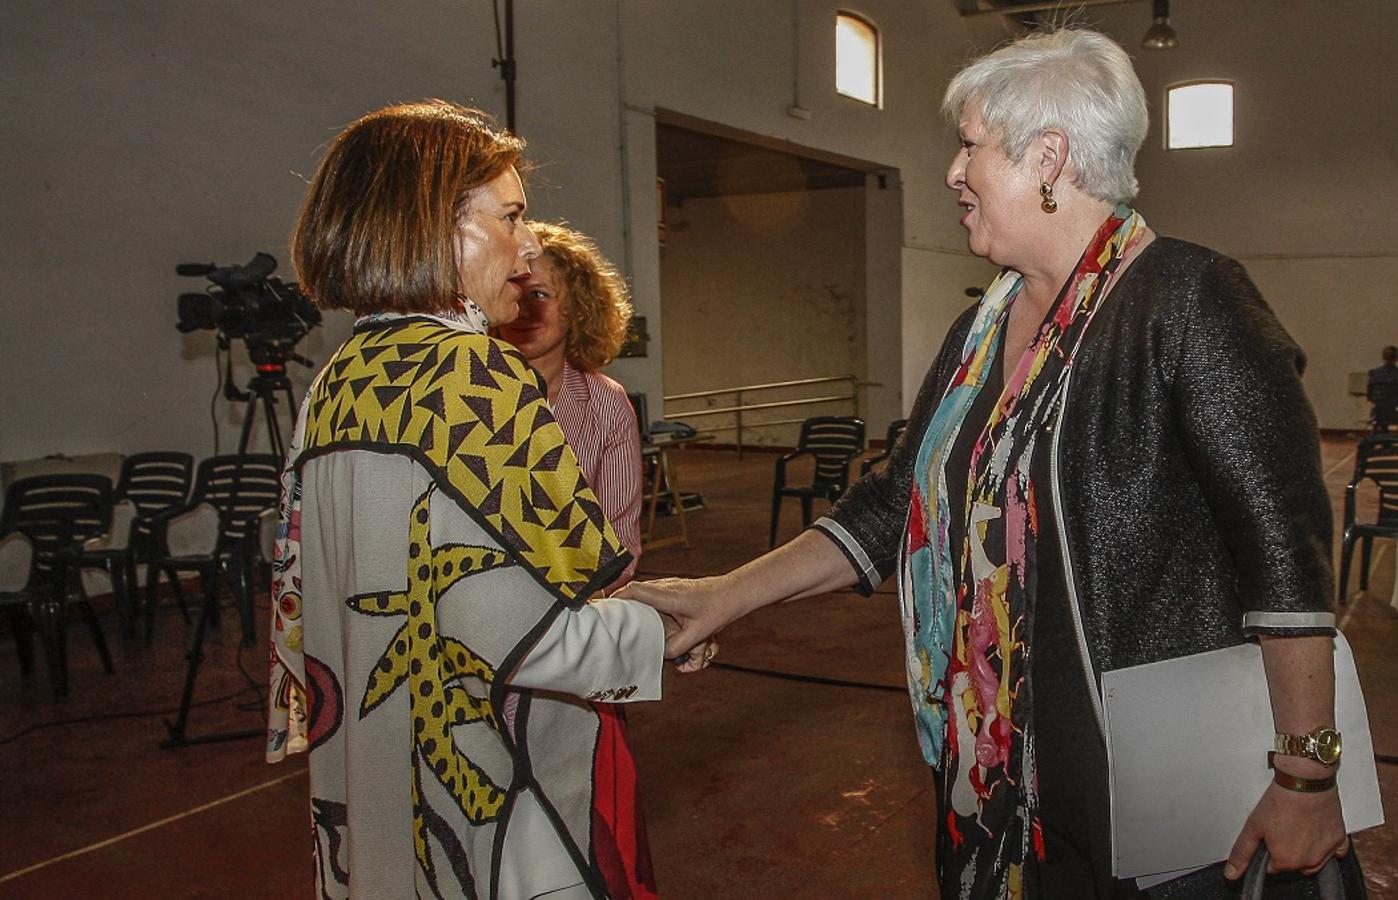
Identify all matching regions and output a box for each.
[3,0,1389,471]
[1083,0,1398,429]
[2,0,995,465]
[659,187,868,447]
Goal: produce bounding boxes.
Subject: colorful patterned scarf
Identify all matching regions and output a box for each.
[901,206,1146,897]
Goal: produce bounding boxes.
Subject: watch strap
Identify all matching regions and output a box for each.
[1271,768,1337,793]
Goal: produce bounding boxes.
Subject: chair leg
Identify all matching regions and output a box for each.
[233,557,257,646]
[76,600,115,675]
[1359,536,1373,590]
[202,566,221,629]
[1337,532,1355,604]
[145,564,161,642]
[110,559,133,640]
[44,597,69,698]
[769,491,783,548]
[800,496,813,529]
[7,606,37,675]
[170,569,191,623]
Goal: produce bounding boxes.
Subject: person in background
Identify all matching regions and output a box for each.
[1366,344,1398,430]
[496,221,656,896]
[621,29,1364,899]
[497,222,643,591]
[267,100,667,900]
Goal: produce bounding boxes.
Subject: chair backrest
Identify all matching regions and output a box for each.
[626,392,651,443]
[190,454,283,544]
[797,416,866,488]
[884,418,909,449]
[1355,434,1398,527]
[0,474,113,570]
[116,451,194,517]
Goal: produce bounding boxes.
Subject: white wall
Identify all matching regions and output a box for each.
[4,1,1387,470]
[659,187,868,447]
[1080,0,1398,428]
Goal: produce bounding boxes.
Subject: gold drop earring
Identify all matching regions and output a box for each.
[1040,181,1058,214]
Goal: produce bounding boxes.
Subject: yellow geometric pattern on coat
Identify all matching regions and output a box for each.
[302,320,624,602]
[347,487,515,879]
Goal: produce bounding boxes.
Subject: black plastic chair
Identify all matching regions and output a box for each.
[770,416,865,547]
[1338,433,1398,602]
[65,453,194,639]
[0,532,52,689]
[119,451,196,533]
[0,474,116,694]
[144,454,281,645]
[860,418,909,477]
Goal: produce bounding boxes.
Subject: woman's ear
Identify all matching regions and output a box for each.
[1038,129,1070,187]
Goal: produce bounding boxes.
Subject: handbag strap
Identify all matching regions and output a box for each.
[1242,846,1347,900]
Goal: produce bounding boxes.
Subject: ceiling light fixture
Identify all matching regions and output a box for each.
[1141,0,1178,50]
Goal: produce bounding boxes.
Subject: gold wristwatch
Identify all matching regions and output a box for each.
[1274,726,1342,766]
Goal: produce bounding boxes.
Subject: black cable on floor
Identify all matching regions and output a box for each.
[709,660,904,693]
[1,590,275,744]
[707,664,1398,767]
[0,684,261,746]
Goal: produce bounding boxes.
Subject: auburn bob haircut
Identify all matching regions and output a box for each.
[292,100,526,316]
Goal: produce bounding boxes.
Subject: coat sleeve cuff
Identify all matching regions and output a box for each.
[812,516,882,596]
[1241,610,1336,635]
[509,597,665,702]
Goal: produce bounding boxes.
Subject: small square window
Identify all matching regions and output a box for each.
[836,12,880,107]
[1167,82,1233,150]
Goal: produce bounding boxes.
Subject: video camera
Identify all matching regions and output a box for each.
[176,252,321,371]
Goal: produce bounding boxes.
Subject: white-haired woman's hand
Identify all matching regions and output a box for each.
[614,575,741,670]
[1224,778,1348,879]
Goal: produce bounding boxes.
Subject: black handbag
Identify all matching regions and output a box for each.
[1240,845,1367,900]
[1146,844,1367,899]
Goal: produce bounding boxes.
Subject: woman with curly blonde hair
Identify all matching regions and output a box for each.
[497,221,655,897]
[498,220,642,586]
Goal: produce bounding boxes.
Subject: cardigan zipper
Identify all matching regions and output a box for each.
[1049,366,1106,739]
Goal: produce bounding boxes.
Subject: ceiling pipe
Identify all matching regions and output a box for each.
[958,0,1143,17]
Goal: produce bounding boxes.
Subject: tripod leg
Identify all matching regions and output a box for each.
[237,395,260,457]
[264,393,285,461]
[160,561,265,748]
[164,577,217,743]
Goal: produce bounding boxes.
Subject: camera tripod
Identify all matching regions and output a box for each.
[162,363,302,749]
[234,362,300,458]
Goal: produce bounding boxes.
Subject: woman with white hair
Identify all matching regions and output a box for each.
[620,29,1363,898]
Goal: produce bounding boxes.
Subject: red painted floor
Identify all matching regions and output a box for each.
[1,440,1394,898]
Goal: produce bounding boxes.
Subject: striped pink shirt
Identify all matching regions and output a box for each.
[551,361,643,589]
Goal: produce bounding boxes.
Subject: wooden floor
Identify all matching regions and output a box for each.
[1,439,1394,898]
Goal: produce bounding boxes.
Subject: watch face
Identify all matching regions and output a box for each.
[1314,728,1342,765]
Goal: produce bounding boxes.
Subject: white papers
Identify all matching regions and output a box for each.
[1101,634,1384,881]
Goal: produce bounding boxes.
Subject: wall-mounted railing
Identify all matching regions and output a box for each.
[663,375,878,458]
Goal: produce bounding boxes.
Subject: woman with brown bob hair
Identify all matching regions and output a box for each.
[268,100,669,900]
[499,222,643,590]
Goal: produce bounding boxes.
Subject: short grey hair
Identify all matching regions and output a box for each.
[942,29,1148,204]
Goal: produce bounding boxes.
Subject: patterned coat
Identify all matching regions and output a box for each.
[267,314,664,899]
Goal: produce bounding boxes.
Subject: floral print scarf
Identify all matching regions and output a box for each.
[902,206,1146,898]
